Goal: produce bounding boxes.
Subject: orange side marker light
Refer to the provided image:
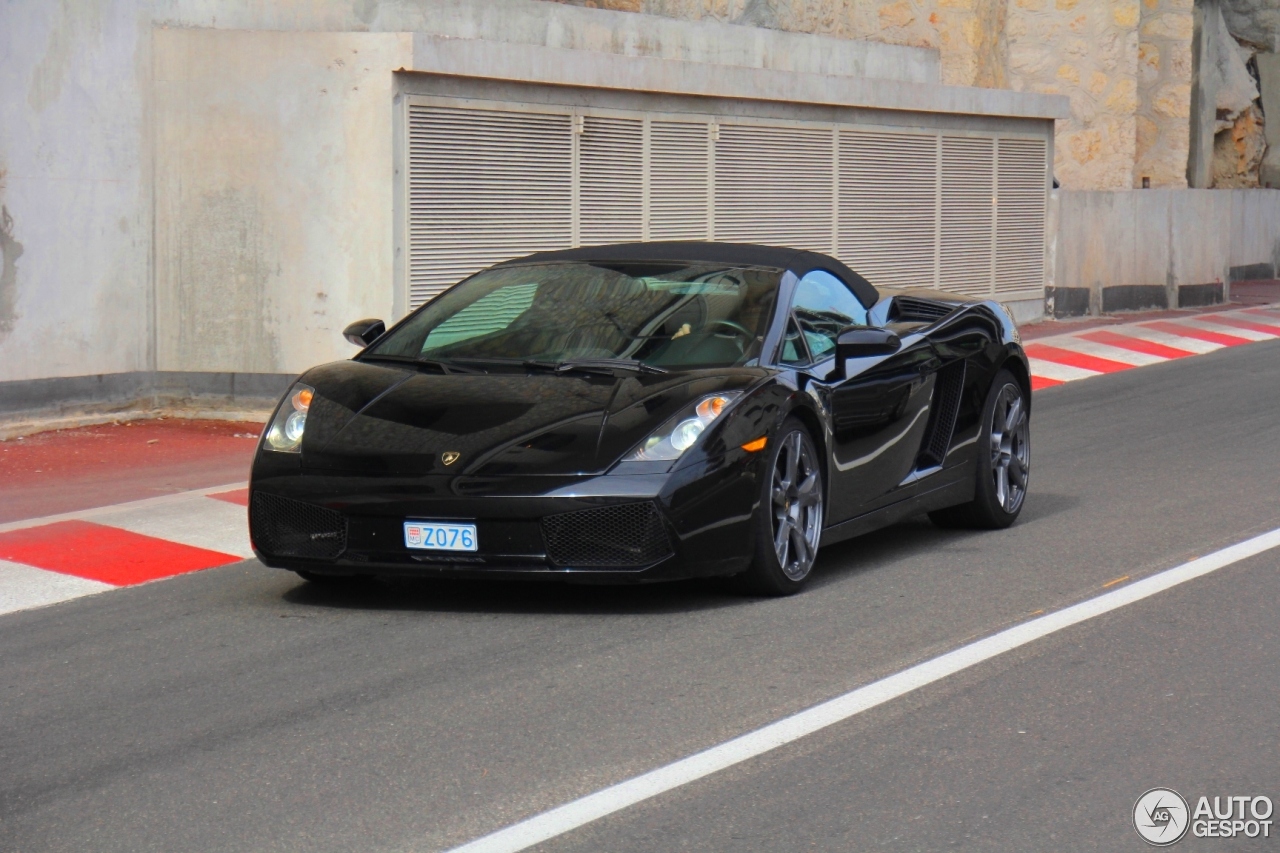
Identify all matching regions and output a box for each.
[741,436,768,453]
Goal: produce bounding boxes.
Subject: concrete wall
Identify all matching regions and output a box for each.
[152,0,941,84]
[0,0,152,384]
[153,28,411,375]
[1053,188,1280,314]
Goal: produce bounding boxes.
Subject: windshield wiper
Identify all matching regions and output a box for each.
[358,354,482,374]
[524,358,668,376]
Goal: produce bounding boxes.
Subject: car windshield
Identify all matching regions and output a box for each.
[364,261,783,369]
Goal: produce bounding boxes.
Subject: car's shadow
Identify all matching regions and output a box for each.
[280,490,1080,615]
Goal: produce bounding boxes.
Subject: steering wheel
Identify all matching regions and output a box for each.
[708,318,753,340]
[705,318,754,355]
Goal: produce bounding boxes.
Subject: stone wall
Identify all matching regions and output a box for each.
[1004,0,1140,190]
[1135,0,1194,188]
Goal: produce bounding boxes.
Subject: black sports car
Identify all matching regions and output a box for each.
[249,242,1030,595]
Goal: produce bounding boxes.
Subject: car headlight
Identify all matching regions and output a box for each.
[628,392,741,461]
[264,383,314,453]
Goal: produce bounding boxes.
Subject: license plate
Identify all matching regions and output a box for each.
[404,521,478,552]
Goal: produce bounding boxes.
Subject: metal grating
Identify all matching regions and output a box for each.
[250,492,348,560]
[838,130,939,290]
[403,99,1048,308]
[940,136,996,298]
[649,120,710,240]
[579,116,645,246]
[995,138,1048,299]
[407,106,573,308]
[713,123,834,252]
[541,502,674,568]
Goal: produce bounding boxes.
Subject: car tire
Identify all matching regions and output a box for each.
[928,368,1030,530]
[735,418,825,596]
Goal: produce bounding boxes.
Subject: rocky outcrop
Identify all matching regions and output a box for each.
[1221,0,1280,48]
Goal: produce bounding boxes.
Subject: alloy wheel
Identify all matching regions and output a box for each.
[771,431,823,581]
[989,384,1030,514]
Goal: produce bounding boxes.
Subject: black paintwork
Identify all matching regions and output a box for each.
[250,244,1029,583]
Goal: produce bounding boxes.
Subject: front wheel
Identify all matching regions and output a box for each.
[735,420,825,596]
[929,369,1029,529]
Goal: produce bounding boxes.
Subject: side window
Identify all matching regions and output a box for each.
[779,317,810,367]
[789,270,870,363]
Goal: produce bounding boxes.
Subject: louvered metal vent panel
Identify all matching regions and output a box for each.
[939,136,995,298]
[579,116,645,246]
[649,121,710,240]
[838,131,939,290]
[402,99,1048,310]
[995,138,1047,299]
[407,106,573,308]
[714,124,834,251]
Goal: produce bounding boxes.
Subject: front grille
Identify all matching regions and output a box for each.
[250,492,348,560]
[541,502,674,568]
[891,296,953,323]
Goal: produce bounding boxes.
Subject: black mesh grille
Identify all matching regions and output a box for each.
[250,492,348,560]
[892,296,953,323]
[917,359,966,468]
[541,503,673,568]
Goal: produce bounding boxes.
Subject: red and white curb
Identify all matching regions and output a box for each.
[1027,305,1280,390]
[0,484,251,617]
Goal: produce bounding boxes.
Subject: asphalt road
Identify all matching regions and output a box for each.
[3,339,1280,853]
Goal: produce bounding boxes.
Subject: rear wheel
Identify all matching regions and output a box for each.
[736,420,824,596]
[929,369,1029,529]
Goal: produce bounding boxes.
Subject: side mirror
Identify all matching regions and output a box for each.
[828,327,900,380]
[836,326,901,360]
[343,318,385,347]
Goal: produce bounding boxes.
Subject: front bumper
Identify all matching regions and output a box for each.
[248,458,761,583]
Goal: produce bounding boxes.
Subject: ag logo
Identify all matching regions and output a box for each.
[441,451,461,466]
[1134,788,1190,846]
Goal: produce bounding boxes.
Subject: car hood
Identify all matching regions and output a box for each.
[296,359,762,476]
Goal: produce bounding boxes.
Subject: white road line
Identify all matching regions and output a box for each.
[1032,335,1168,366]
[0,481,248,534]
[1120,324,1226,354]
[0,559,115,617]
[441,526,1280,853]
[1174,317,1277,341]
[94,497,253,559]
[1026,358,1099,382]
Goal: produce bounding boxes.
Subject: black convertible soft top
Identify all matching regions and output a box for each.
[508,241,880,308]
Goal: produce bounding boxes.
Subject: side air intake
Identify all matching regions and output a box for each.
[916,359,966,469]
[891,296,954,324]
